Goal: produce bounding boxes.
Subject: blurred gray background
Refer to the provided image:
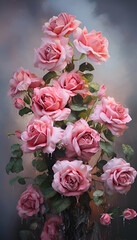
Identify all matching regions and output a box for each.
[0,0,137,239]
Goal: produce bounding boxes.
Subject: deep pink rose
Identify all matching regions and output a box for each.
[62,119,100,161]
[32,86,71,121]
[91,97,132,136]
[73,27,110,63]
[100,214,111,225]
[123,208,137,220]
[15,130,21,139]
[21,115,64,153]
[101,158,137,194]
[52,160,92,196]
[42,12,81,37]
[41,215,62,240]
[53,71,88,96]
[16,184,44,218]
[14,98,25,109]
[34,37,73,71]
[98,84,106,99]
[8,67,43,97]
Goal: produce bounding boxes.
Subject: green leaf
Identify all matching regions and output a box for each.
[11,144,23,157]
[19,107,32,116]
[73,94,83,104]
[104,129,115,142]
[108,206,122,218]
[66,62,75,72]
[78,112,87,119]
[10,176,26,185]
[93,190,104,206]
[32,159,47,172]
[96,160,107,170]
[18,178,26,185]
[6,157,15,174]
[83,73,94,82]
[89,82,100,93]
[44,187,57,200]
[19,230,35,240]
[70,104,88,112]
[43,71,57,84]
[6,157,23,174]
[33,173,48,186]
[51,197,71,213]
[79,62,94,72]
[84,95,93,104]
[64,112,76,124]
[122,144,134,161]
[24,95,30,104]
[99,141,115,158]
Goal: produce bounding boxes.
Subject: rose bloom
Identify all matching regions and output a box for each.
[8,67,43,97]
[101,158,137,194]
[91,97,132,136]
[123,208,137,220]
[62,119,100,161]
[32,86,71,121]
[41,215,62,240]
[53,71,88,96]
[73,27,110,64]
[52,160,92,196]
[16,184,44,218]
[98,84,106,99]
[42,12,81,37]
[14,98,25,109]
[100,214,111,226]
[21,115,64,153]
[15,130,21,139]
[34,37,73,72]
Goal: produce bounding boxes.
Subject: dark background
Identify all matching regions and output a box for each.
[0,0,137,239]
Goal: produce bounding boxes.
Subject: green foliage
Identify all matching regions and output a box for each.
[70,104,88,112]
[51,197,71,213]
[83,73,94,82]
[108,206,122,218]
[19,230,35,240]
[10,176,26,185]
[19,107,32,116]
[96,160,107,170]
[11,144,23,157]
[43,71,57,84]
[104,129,115,142]
[122,144,134,161]
[99,141,116,158]
[66,62,75,72]
[79,62,94,72]
[93,190,104,206]
[6,157,23,174]
[33,173,48,186]
[32,158,47,172]
[89,82,100,93]
[44,187,57,200]
[24,95,30,104]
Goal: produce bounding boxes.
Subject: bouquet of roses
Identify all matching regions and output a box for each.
[7,12,137,240]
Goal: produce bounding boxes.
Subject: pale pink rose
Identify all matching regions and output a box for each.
[53,71,88,96]
[101,158,137,194]
[123,208,137,220]
[52,160,92,196]
[42,12,81,37]
[98,84,106,99]
[14,98,25,109]
[100,214,111,225]
[16,184,44,218]
[34,37,73,71]
[15,130,21,139]
[91,97,132,136]
[8,67,43,97]
[41,215,62,240]
[62,119,100,161]
[32,86,71,121]
[73,27,110,63]
[21,115,64,153]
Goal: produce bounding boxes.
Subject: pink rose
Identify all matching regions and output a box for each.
[16,184,44,218]
[100,214,111,225]
[34,37,73,71]
[42,12,81,37]
[91,97,132,136]
[98,84,106,99]
[41,215,62,240]
[62,119,100,161]
[8,67,43,97]
[14,98,25,109]
[73,27,110,63]
[52,160,92,196]
[53,71,88,96]
[101,158,137,194]
[32,86,71,121]
[15,130,21,139]
[21,115,64,153]
[123,208,137,220]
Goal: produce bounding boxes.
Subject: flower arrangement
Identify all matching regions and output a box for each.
[7,12,137,240]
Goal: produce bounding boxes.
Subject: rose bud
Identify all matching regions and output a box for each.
[123,208,137,220]
[100,213,111,226]
[14,98,25,109]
